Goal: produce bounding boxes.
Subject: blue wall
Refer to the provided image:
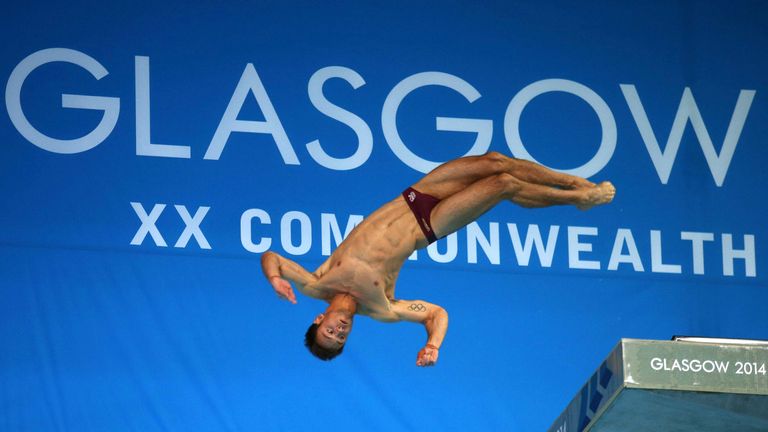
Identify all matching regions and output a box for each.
[2,1,766,430]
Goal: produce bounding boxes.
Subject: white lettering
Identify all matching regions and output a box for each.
[205,64,297,162]
[6,48,119,154]
[241,209,272,253]
[234,209,759,278]
[382,72,492,173]
[280,211,312,255]
[568,226,600,270]
[608,228,644,271]
[722,234,756,277]
[174,205,211,249]
[135,56,191,158]
[680,231,714,275]
[306,66,373,170]
[651,230,682,273]
[507,223,559,267]
[651,357,730,374]
[621,85,755,186]
[130,202,167,247]
[650,357,664,371]
[504,79,616,178]
[467,222,500,264]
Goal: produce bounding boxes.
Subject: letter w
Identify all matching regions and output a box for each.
[620,85,755,186]
[507,224,559,267]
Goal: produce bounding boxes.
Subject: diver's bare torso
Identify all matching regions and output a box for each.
[302,197,427,319]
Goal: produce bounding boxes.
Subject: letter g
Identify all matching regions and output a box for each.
[650,357,663,371]
[5,48,120,154]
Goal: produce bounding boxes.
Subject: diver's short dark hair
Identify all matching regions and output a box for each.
[304,323,344,361]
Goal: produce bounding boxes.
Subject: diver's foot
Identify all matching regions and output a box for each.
[577,181,616,210]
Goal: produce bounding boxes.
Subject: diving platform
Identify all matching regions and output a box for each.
[548,338,768,432]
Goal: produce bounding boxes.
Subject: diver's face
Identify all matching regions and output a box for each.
[314,312,352,350]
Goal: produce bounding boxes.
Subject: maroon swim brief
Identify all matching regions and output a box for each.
[402,187,441,244]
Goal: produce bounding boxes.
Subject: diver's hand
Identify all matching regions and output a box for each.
[270,276,297,304]
[416,344,439,367]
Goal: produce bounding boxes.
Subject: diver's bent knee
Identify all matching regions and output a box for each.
[482,151,508,164]
[494,172,523,194]
[480,151,512,174]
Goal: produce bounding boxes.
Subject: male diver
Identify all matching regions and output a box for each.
[261,152,615,366]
